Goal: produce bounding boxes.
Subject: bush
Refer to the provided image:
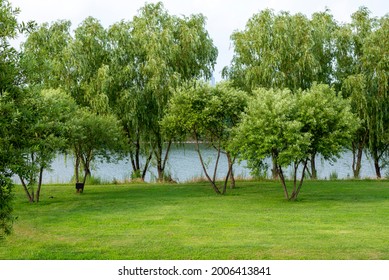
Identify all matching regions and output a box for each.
[0,175,14,239]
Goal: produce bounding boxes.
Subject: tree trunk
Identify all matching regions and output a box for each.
[194,133,221,194]
[35,166,44,203]
[212,142,221,182]
[82,167,90,185]
[19,176,34,203]
[271,155,278,179]
[141,151,153,181]
[373,153,381,179]
[135,137,141,173]
[75,153,80,183]
[290,160,308,201]
[129,135,142,179]
[222,158,234,195]
[310,153,317,180]
[81,153,92,185]
[352,141,364,179]
[155,139,172,182]
[227,153,235,189]
[276,165,289,200]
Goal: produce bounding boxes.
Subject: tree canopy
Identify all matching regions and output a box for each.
[232,84,358,200]
[162,81,248,193]
[106,2,218,181]
[1,0,387,214]
[0,0,22,237]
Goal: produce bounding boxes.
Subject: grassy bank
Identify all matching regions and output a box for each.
[1,180,389,259]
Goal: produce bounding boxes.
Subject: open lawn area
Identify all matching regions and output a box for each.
[1,180,389,260]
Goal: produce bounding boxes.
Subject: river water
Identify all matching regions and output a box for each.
[16,143,381,185]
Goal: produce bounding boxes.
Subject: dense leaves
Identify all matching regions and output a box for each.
[0,0,387,214]
[162,82,248,193]
[68,109,126,187]
[232,85,358,200]
[12,89,77,202]
[338,8,389,178]
[107,3,217,181]
[0,0,21,236]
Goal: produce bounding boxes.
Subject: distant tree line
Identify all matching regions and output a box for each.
[1,0,388,236]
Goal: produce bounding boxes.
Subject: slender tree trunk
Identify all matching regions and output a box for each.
[310,153,317,180]
[194,133,221,194]
[276,165,289,200]
[222,158,234,195]
[82,165,90,185]
[155,139,173,182]
[352,141,364,179]
[155,139,163,181]
[135,137,141,172]
[129,151,136,174]
[271,155,278,179]
[141,151,153,181]
[161,140,172,180]
[129,135,142,179]
[290,159,308,201]
[75,153,80,183]
[293,161,298,195]
[373,152,381,179]
[19,176,34,203]
[81,153,92,186]
[227,153,235,189]
[212,142,221,183]
[36,166,44,203]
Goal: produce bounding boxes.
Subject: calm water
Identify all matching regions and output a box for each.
[14,143,381,184]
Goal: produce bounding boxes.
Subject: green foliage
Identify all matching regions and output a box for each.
[0,0,20,95]
[0,0,22,236]
[337,9,389,178]
[106,2,218,181]
[69,17,110,112]
[0,174,14,239]
[233,85,358,200]
[68,108,127,185]
[20,20,72,89]
[232,87,310,166]
[162,81,248,193]
[12,89,77,202]
[163,81,248,146]
[297,84,358,160]
[226,6,387,180]
[226,9,329,92]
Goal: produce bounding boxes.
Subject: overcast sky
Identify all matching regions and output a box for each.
[9,0,389,81]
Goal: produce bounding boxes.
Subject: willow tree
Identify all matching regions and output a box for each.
[225,9,322,92]
[107,20,155,180]
[336,8,388,178]
[20,20,72,90]
[361,15,389,177]
[107,2,217,181]
[66,17,110,112]
[225,9,338,178]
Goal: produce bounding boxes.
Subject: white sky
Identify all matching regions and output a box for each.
[9,0,389,81]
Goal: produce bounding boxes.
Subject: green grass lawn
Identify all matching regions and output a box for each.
[1,179,389,260]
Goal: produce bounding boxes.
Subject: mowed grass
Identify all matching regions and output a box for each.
[1,180,389,260]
